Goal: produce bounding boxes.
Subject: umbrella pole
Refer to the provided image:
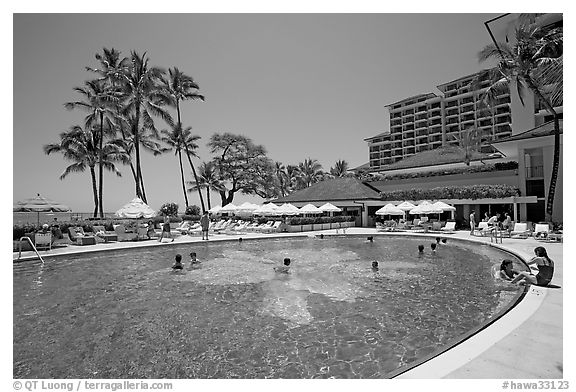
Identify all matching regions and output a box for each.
[37,211,40,226]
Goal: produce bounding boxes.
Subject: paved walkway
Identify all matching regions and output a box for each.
[13,228,563,379]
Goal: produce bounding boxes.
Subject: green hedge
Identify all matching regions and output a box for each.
[370,161,518,182]
[287,216,354,225]
[379,184,520,201]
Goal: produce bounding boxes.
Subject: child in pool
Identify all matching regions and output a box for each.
[418,245,425,253]
[498,259,519,281]
[172,254,184,270]
[189,252,201,267]
[430,243,437,252]
[371,261,379,272]
[274,258,291,273]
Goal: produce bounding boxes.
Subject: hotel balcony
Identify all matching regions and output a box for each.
[404,116,415,123]
[429,119,442,127]
[391,112,402,119]
[495,115,512,124]
[416,105,427,113]
[461,118,475,126]
[429,102,441,110]
[416,129,428,137]
[445,100,458,109]
[415,121,427,130]
[403,109,415,116]
[446,108,459,117]
[429,111,442,119]
[415,113,427,121]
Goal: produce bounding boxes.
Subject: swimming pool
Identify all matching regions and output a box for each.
[13,235,525,378]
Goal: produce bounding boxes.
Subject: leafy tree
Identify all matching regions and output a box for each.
[476,19,562,221]
[185,205,201,216]
[44,125,124,217]
[207,133,276,205]
[274,161,289,197]
[187,161,226,210]
[159,202,179,217]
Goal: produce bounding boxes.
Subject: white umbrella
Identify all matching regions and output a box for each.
[208,205,223,214]
[275,203,300,216]
[299,203,323,214]
[220,203,238,214]
[253,203,280,216]
[115,197,156,219]
[318,202,342,213]
[409,203,444,215]
[14,193,72,225]
[376,203,405,216]
[432,201,456,212]
[395,201,416,211]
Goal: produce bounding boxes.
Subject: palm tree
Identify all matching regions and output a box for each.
[44,125,124,217]
[180,129,206,212]
[119,51,173,203]
[160,123,194,207]
[477,20,562,221]
[330,159,349,177]
[452,127,486,166]
[64,79,120,217]
[187,162,226,210]
[159,67,206,211]
[297,158,324,188]
[274,161,289,197]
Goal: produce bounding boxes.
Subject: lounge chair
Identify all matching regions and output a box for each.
[510,223,531,238]
[431,221,442,231]
[113,224,138,242]
[262,221,282,233]
[34,232,52,251]
[68,227,97,245]
[533,223,550,240]
[441,221,456,233]
[474,222,494,236]
[93,225,118,242]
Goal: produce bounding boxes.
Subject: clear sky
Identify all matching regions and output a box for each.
[13,12,502,213]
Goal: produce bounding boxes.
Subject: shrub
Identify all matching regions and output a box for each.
[159,202,179,217]
[374,161,518,182]
[185,205,201,216]
[379,184,520,201]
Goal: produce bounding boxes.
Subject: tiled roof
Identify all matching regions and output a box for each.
[272,177,381,203]
[372,146,498,172]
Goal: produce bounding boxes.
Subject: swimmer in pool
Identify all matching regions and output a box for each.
[172,254,184,270]
[435,237,441,244]
[274,258,291,273]
[367,236,374,243]
[441,238,447,244]
[418,245,424,253]
[498,259,519,281]
[431,243,437,252]
[371,261,379,272]
[189,252,201,267]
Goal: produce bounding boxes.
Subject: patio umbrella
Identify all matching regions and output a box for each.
[13,193,71,225]
[115,197,156,219]
[318,202,342,213]
[375,203,404,217]
[253,203,280,216]
[208,205,223,214]
[432,201,457,220]
[395,201,416,211]
[299,203,323,215]
[276,203,301,216]
[409,203,444,215]
[235,202,260,217]
[219,203,238,215]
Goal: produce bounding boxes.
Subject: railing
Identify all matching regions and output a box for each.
[18,236,45,263]
[526,165,544,178]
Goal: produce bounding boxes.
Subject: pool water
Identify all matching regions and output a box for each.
[13,236,524,379]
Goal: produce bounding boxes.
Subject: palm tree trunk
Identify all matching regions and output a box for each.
[133,102,144,201]
[205,187,211,210]
[184,145,206,212]
[178,150,189,207]
[527,80,560,221]
[90,166,99,218]
[98,113,105,218]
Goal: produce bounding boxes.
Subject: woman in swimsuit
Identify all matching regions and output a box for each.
[510,247,554,286]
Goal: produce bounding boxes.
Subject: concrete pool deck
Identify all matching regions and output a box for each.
[13,228,563,379]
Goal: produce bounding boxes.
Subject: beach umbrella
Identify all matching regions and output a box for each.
[115,197,156,219]
[13,193,71,225]
[409,203,443,215]
[299,203,322,215]
[376,203,404,216]
[395,201,416,211]
[253,203,280,216]
[219,203,238,215]
[277,203,301,216]
[318,202,342,213]
[208,205,223,214]
[235,202,260,217]
[432,201,457,219]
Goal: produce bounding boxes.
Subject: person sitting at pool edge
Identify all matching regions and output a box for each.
[274,258,291,273]
[498,259,519,281]
[510,246,554,286]
[172,254,184,270]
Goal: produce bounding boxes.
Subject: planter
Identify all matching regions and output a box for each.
[301,224,313,232]
[321,223,331,230]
